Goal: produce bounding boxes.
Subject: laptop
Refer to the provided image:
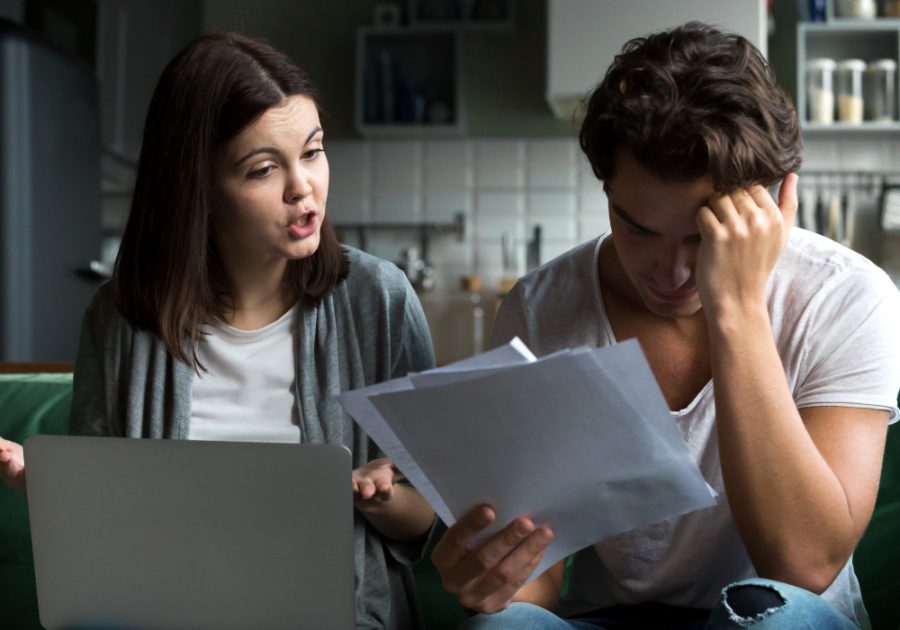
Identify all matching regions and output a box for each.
[24,435,356,630]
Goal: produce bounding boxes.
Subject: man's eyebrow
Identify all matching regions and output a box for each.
[611,203,660,235]
[233,128,322,167]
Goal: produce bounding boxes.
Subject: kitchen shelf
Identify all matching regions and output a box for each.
[408,0,514,31]
[800,121,900,131]
[355,27,465,137]
[796,17,900,131]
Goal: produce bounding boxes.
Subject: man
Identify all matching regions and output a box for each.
[430,22,900,630]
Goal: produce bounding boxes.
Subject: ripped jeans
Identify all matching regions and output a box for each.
[457,579,860,630]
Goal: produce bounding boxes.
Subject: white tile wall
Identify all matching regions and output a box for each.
[324,142,370,223]
[326,137,608,292]
[474,140,526,189]
[326,134,894,290]
[371,141,422,223]
[527,139,578,188]
[321,134,897,360]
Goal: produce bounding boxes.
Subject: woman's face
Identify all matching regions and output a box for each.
[210,94,328,264]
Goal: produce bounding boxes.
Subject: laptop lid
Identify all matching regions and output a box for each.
[25,435,356,630]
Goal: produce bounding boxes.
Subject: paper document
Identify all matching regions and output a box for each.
[336,338,717,582]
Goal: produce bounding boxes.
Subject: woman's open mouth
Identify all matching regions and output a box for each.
[288,212,317,239]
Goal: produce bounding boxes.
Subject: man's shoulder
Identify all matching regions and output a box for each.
[773,229,900,323]
[514,236,601,302]
[778,229,895,296]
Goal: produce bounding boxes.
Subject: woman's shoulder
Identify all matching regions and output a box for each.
[339,246,414,308]
[83,282,125,331]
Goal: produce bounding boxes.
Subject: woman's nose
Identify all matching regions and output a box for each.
[285,171,313,202]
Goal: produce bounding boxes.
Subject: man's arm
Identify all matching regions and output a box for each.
[709,311,887,593]
[697,175,891,593]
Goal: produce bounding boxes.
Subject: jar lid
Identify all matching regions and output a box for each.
[806,58,837,70]
[836,59,867,72]
[867,59,898,71]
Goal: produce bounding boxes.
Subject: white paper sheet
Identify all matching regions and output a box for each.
[335,338,537,525]
[338,339,718,582]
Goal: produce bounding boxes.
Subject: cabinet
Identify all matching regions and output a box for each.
[355,27,464,136]
[408,0,514,30]
[797,0,900,132]
[546,0,767,121]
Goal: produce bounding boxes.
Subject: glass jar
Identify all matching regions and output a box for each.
[865,59,897,122]
[836,59,866,123]
[836,0,877,18]
[806,58,836,123]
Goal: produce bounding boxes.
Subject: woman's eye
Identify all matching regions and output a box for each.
[303,148,324,161]
[249,165,274,178]
[627,226,647,236]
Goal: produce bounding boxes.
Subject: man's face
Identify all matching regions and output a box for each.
[605,150,715,319]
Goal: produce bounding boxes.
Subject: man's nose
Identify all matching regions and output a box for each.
[654,243,693,291]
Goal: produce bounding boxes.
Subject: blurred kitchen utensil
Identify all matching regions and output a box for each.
[526,225,542,272]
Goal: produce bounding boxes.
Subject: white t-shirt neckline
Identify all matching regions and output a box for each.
[591,232,713,418]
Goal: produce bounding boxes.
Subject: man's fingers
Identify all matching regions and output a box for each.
[776,173,799,234]
[695,206,725,241]
[474,543,550,614]
[469,526,552,596]
[449,518,537,588]
[777,173,799,213]
[708,192,740,225]
[456,527,552,613]
[431,505,495,570]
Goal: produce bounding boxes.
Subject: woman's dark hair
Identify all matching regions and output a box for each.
[113,32,349,368]
[579,22,802,192]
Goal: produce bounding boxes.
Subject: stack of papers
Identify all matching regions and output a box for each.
[336,338,717,581]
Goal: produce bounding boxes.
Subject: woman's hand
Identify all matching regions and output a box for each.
[0,436,26,495]
[432,504,554,615]
[352,457,436,543]
[695,174,799,319]
[353,457,404,505]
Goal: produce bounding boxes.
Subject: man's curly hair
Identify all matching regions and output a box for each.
[579,21,801,193]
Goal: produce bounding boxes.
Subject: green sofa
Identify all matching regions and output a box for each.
[2,373,898,630]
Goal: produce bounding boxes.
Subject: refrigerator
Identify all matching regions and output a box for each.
[0,18,101,361]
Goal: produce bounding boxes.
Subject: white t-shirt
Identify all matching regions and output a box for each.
[492,229,900,628]
[189,302,301,443]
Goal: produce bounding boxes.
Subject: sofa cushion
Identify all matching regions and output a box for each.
[854,411,900,630]
[0,373,73,629]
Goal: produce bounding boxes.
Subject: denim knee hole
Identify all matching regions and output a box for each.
[723,584,789,626]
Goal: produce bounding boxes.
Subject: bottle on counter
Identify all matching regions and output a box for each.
[865,59,897,122]
[836,0,877,18]
[836,59,866,124]
[807,58,836,123]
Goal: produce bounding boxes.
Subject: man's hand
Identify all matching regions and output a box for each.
[695,174,799,318]
[352,457,404,505]
[0,436,26,495]
[432,504,553,615]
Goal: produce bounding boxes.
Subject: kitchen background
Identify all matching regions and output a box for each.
[1,0,899,363]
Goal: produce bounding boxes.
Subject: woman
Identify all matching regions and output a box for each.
[0,33,437,630]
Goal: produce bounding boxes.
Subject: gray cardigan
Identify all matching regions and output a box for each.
[68,247,441,630]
